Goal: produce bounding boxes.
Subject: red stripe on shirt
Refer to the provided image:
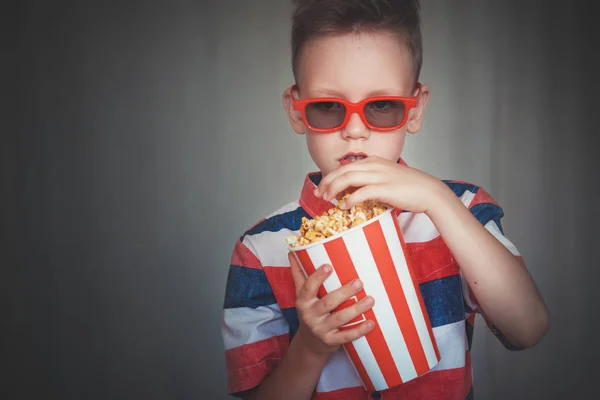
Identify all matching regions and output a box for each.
[379,363,471,399]
[231,239,262,270]
[263,267,296,309]
[405,236,459,283]
[468,187,500,208]
[311,363,473,400]
[225,333,290,394]
[299,177,336,219]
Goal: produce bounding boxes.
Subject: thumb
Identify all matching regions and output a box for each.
[288,252,307,296]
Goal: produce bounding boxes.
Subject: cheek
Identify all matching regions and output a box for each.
[306,133,333,159]
[372,132,406,159]
[305,133,340,174]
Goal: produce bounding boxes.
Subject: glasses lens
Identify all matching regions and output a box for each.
[305,101,346,130]
[364,100,406,128]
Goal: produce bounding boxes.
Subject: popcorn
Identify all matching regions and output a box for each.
[286,194,390,248]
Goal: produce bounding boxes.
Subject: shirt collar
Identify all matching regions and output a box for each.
[298,158,408,218]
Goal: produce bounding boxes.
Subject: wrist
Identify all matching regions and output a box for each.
[423,179,457,217]
[290,332,332,367]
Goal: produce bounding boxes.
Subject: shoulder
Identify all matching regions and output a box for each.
[241,201,309,242]
[443,180,506,230]
[235,201,310,266]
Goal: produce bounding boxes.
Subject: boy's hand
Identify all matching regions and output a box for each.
[288,252,375,356]
[314,156,443,213]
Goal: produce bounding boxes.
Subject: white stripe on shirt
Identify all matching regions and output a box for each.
[222,304,289,350]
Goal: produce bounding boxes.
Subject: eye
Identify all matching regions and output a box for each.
[314,101,343,111]
[368,100,395,111]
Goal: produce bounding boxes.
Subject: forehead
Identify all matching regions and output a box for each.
[296,31,415,99]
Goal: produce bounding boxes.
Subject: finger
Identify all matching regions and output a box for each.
[324,320,376,346]
[315,158,377,197]
[321,170,382,202]
[325,295,375,330]
[298,263,332,300]
[313,278,364,316]
[288,252,307,297]
[342,183,389,210]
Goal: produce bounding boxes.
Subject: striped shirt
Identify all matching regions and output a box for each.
[222,161,524,399]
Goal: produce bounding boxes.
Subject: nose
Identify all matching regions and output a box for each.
[341,112,370,140]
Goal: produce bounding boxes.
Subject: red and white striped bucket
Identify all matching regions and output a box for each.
[290,208,440,391]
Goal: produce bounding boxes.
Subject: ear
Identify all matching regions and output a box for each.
[283,86,307,135]
[406,83,430,134]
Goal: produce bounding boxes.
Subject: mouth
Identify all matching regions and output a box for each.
[339,152,368,165]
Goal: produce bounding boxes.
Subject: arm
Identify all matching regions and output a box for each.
[222,238,292,398]
[425,182,549,349]
[311,157,548,349]
[246,333,329,400]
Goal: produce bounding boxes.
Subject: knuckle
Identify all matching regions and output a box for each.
[315,269,329,283]
[296,290,308,303]
[331,311,345,326]
[345,170,359,180]
[321,298,335,313]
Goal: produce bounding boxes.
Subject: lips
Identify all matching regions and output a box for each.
[339,152,368,165]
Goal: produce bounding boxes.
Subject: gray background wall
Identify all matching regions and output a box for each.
[4,0,598,399]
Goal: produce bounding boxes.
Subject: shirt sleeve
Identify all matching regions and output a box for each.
[461,186,527,350]
[221,237,291,397]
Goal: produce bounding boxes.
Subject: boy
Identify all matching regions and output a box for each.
[221,0,549,399]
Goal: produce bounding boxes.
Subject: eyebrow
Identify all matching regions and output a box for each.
[309,87,405,98]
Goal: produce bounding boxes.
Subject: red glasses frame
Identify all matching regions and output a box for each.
[291,83,421,133]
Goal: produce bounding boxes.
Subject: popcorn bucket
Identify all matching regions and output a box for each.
[289,207,440,391]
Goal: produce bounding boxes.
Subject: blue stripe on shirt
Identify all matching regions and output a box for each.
[275,276,466,333]
[223,265,277,309]
[241,207,310,240]
[443,181,505,232]
[443,181,478,198]
[469,203,504,234]
[281,307,300,339]
[309,174,322,186]
[419,275,465,328]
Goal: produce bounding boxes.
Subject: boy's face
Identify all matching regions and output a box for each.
[283,31,429,177]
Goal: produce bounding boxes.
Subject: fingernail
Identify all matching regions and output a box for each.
[367,321,374,329]
[323,265,331,273]
[364,296,374,306]
[313,187,319,196]
[322,192,328,200]
[339,201,347,209]
[352,279,362,289]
